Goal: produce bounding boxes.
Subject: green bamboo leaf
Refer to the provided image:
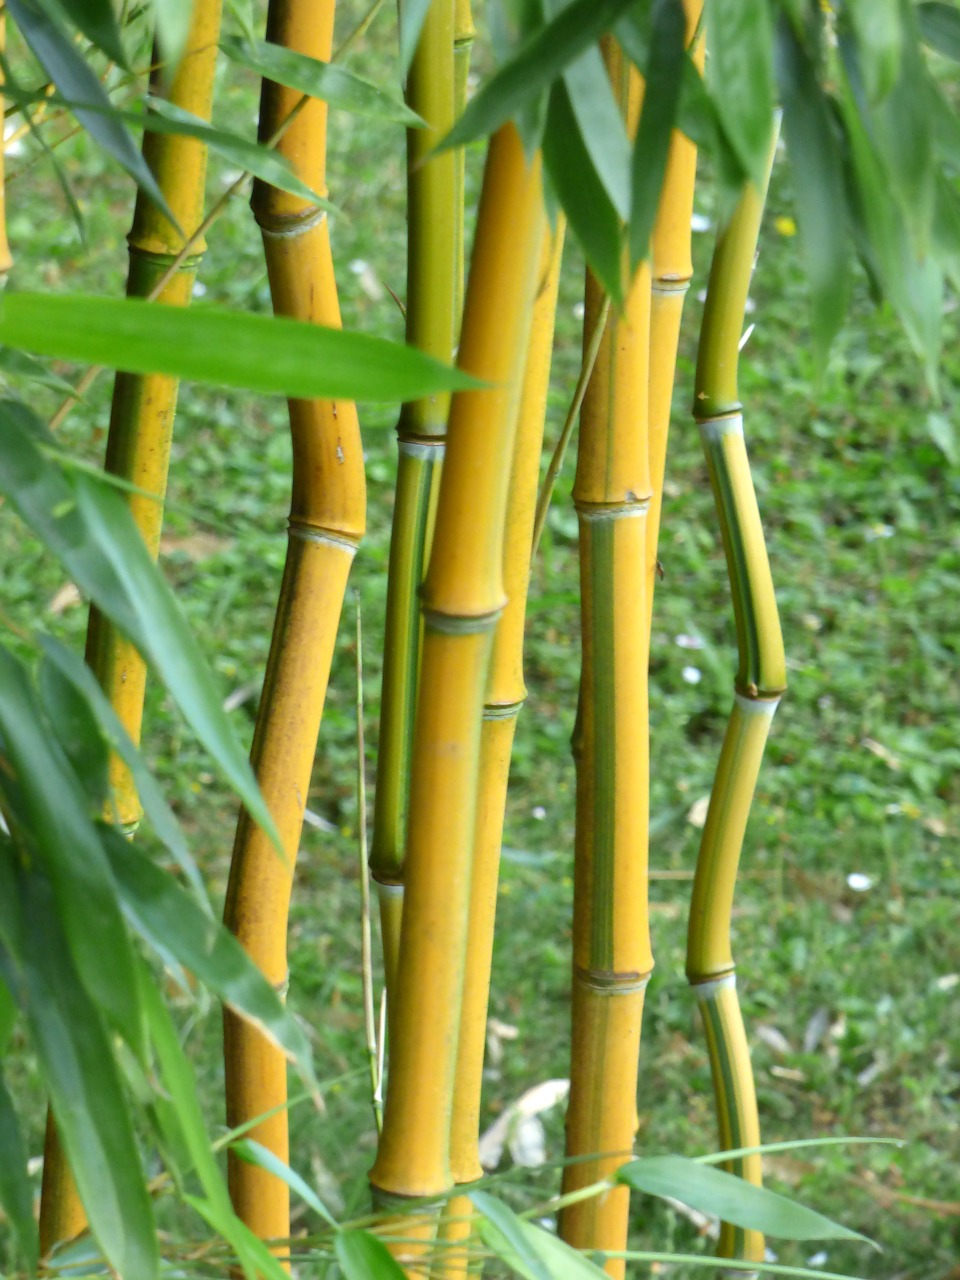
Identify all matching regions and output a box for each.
[219,36,421,125]
[37,652,110,810]
[5,0,174,224]
[6,865,157,1280]
[152,0,194,73]
[516,1223,609,1278]
[469,1191,553,1280]
[442,0,639,149]
[0,345,82,396]
[845,0,902,102]
[0,294,477,401]
[335,1230,408,1278]
[542,79,623,303]
[0,973,15,1054]
[561,44,631,221]
[0,1070,38,1274]
[186,1194,290,1280]
[629,0,686,266]
[231,1139,338,1227]
[36,634,206,903]
[917,1,960,59]
[617,1155,873,1245]
[0,403,279,846]
[37,0,128,67]
[777,18,851,364]
[0,647,145,1057]
[696,1136,903,1164]
[705,0,775,187]
[101,826,316,1085]
[141,97,335,212]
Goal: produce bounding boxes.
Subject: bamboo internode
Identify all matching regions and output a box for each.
[370,125,544,1216]
[222,0,365,1248]
[0,14,12,284]
[686,123,783,1268]
[38,1,223,1256]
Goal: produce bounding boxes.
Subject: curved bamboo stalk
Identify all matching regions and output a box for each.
[437,224,565,1278]
[38,3,222,1256]
[646,0,703,628]
[222,0,366,1249]
[369,126,544,1255]
[685,122,783,1270]
[559,47,650,1280]
[0,14,12,285]
[370,0,457,1014]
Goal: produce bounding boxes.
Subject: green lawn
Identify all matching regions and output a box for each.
[0,3,957,1275]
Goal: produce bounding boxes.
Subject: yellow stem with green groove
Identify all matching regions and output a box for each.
[561,47,651,1279]
[438,223,565,1279]
[38,2,222,1256]
[0,14,11,284]
[686,121,783,1269]
[369,125,543,1266]
[370,0,458,1013]
[222,0,365,1249]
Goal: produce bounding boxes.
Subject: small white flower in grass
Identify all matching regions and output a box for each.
[192,281,207,298]
[847,872,873,892]
[682,665,702,684]
[691,211,712,232]
[349,259,368,274]
[807,1252,828,1268]
[532,805,546,821]
[865,523,895,541]
[572,301,585,320]
[674,633,704,650]
[687,795,711,828]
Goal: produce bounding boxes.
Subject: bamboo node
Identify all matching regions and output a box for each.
[574,498,651,520]
[255,205,328,239]
[287,521,359,553]
[482,699,524,722]
[419,603,503,634]
[689,971,736,999]
[573,966,652,994]
[697,412,744,438]
[397,438,445,459]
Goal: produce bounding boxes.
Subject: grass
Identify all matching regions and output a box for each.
[0,4,958,1276]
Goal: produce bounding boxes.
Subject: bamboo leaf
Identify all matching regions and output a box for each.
[36,634,206,903]
[629,0,686,266]
[777,18,851,364]
[37,0,128,67]
[542,79,623,302]
[101,826,317,1085]
[917,1,960,59]
[0,974,15,1054]
[186,1194,290,1280]
[469,1191,553,1280]
[36,651,110,810]
[617,1155,873,1245]
[442,0,639,149]
[399,0,434,80]
[3,863,157,1280]
[219,36,422,125]
[335,1230,408,1278]
[845,0,902,102]
[0,1070,38,1274]
[0,647,145,1057]
[561,44,631,220]
[231,1139,338,1227]
[0,295,478,401]
[152,0,194,72]
[705,0,775,187]
[5,0,174,224]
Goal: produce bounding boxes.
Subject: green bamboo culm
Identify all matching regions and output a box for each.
[37,2,223,1255]
[369,0,458,1012]
[0,13,12,285]
[685,120,784,1269]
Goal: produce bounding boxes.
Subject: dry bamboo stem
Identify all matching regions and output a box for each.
[37,2,223,1255]
[369,127,544,1260]
[437,224,565,1279]
[560,47,651,1279]
[370,0,458,1016]
[222,0,366,1248]
[686,123,783,1269]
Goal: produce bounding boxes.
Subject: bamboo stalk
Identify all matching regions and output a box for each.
[559,46,651,1280]
[452,0,475,326]
[369,126,544,1249]
[437,224,565,1278]
[222,0,366,1249]
[38,2,223,1256]
[646,0,703,627]
[685,122,783,1270]
[370,0,457,1014]
[0,14,12,285]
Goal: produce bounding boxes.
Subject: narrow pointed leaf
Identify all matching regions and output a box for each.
[231,1140,337,1227]
[442,0,639,149]
[629,0,686,265]
[37,0,128,67]
[846,0,902,101]
[0,1071,38,1274]
[0,294,477,401]
[617,1155,873,1244]
[152,0,194,72]
[399,0,435,80]
[37,653,110,810]
[469,1191,552,1280]
[516,1223,609,1278]
[101,826,316,1084]
[561,44,631,220]
[705,0,775,187]
[0,975,15,1054]
[219,36,421,125]
[335,1230,408,1279]
[917,1,960,60]
[5,0,174,223]
[185,1194,290,1280]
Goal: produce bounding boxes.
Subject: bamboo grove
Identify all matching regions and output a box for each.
[0,0,957,1277]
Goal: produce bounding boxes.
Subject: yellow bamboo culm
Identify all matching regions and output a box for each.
[437,224,565,1279]
[0,13,12,284]
[369,126,544,1268]
[38,2,223,1256]
[560,47,651,1279]
[222,0,365,1250]
[646,0,703,628]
